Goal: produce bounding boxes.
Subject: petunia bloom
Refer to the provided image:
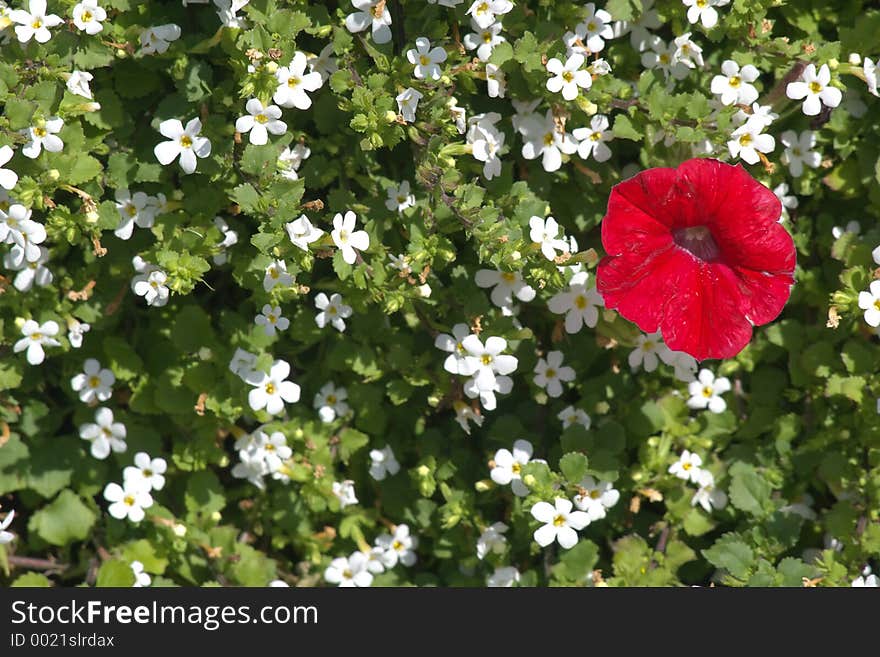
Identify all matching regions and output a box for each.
[596,157,796,361]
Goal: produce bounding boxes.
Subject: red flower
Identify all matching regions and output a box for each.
[596,158,795,361]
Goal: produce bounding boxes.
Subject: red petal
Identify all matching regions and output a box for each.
[729,266,794,326]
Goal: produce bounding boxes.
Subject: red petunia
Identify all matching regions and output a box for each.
[596,158,796,361]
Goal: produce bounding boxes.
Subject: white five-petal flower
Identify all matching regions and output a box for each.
[235,99,287,145]
[686,369,730,413]
[331,210,370,265]
[786,63,842,116]
[273,52,323,110]
[531,498,590,549]
[245,359,301,415]
[153,117,212,174]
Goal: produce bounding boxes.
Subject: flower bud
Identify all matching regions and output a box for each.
[384,110,398,123]
[173,524,187,537]
[522,474,536,487]
[474,479,492,492]
[849,53,862,65]
[85,210,99,224]
[47,169,60,181]
[827,58,839,69]
[266,61,279,74]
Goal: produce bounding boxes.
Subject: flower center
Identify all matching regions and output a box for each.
[265,443,275,451]
[392,540,403,550]
[552,514,566,527]
[643,340,654,351]
[180,135,193,148]
[287,76,300,88]
[701,386,714,398]
[792,148,802,156]
[255,113,269,124]
[683,462,693,470]
[31,332,41,340]
[328,306,337,315]
[874,300,880,312]
[269,267,279,279]
[143,469,153,477]
[480,354,493,366]
[483,31,492,43]
[738,133,753,147]
[697,0,707,7]
[659,53,670,65]
[589,490,601,499]
[501,272,516,283]
[587,21,597,32]
[268,314,277,324]
[728,75,741,88]
[543,132,555,146]
[511,462,521,474]
[34,126,47,138]
[809,81,822,94]
[327,394,337,404]
[343,568,353,579]
[82,10,93,21]
[419,55,430,66]
[89,375,101,388]
[31,18,42,28]
[545,367,557,379]
[124,495,135,506]
[476,2,489,13]
[562,71,574,83]
[673,225,720,262]
[574,294,587,309]
[590,131,602,141]
[265,382,276,395]
[126,204,137,217]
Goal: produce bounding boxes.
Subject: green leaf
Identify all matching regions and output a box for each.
[11,573,53,587]
[29,490,97,547]
[612,114,642,141]
[96,560,136,587]
[559,452,589,483]
[703,534,755,580]
[728,462,772,517]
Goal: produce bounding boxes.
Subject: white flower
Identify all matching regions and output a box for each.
[4,245,52,292]
[325,553,373,587]
[448,97,467,134]
[711,60,760,106]
[573,114,614,162]
[668,449,703,483]
[332,480,358,509]
[687,369,730,413]
[469,124,505,180]
[308,43,338,81]
[314,292,352,332]
[641,36,689,81]
[22,117,64,159]
[832,220,859,240]
[462,334,519,392]
[463,373,512,411]
[9,0,63,43]
[131,269,170,307]
[659,348,699,382]
[124,452,167,493]
[387,253,412,274]
[682,0,729,29]
[613,0,661,51]
[80,407,128,460]
[786,64,842,116]
[2,205,46,264]
[273,52,323,110]
[477,522,508,559]
[212,216,238,265]
[435,323,479,376]
[14,319,59,365]
[139,24,181,55]
[475,268,535,314]
[864,57,878,97]
[235,98,286,145]
[331,210,370,265]
[487,566,520,587]
[245,359,301,415]
[780,130,821,177]
[773,182,798,222]
[277,142,311,180]
[858,280,880,327]
[531,498,590,549]
[396,87,423,122]
[0,509,15,545]
[490,439,534,497]
[214,0,248,28]
[453,400,484,435]
[520,110,578,172]
[104,481,152,523]
[255,304,289,337]
[533,351,575,398]
[67,319,90,349]
[529,216,568,262]
[229,347,257,380]
[385,181,416,213]
[574,3,614,53]
[428,0,464,6]
[691,470,728,512]
[72,1,106,34]
[70,358,115,404]
[628,331,670,372]
[485,63,506,98]
[558,405,591,430]
[369,445,400,481]
[727,119,775,165]
[154,117,211,174]
[546,53,592,101]
[313,382,350,423]
[344,0,392,44]
[463,19,505,62]
[263,259,293,292]
[130,561,151,587]
[851,573,879,587]
[673,32,704,68]
[376,524,418,567]
[0,145,17,191]
[406,36,447,80]
[573,476,620,521]
[733,102,777,129]
[548,271,603,333]
[466,0,512,30]
[113,189,156,240]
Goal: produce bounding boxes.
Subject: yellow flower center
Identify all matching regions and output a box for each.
[480,354,493,366]
[809,81,822,94]
[739,133,753,147]
[327,394,337,405]
[31,19,42,29]
[476,2,489,13]
[683,462,692,471]
[659,53,670,65]
[31,332,41,340]
[702,386,714,398]
[589,490,601,499]
[643,341,654,351]
[255,113,269,124]
[729,75,741,88]
[590,131,601,141]
[511,462,521,474]
[34,126,47,138]
[287,76,300,88]
[328,306,337,315]
[697,0,707,7]
[574,295,587,309]
[265,382,276,395]
[143,469,153,477]
[124,495,135,506]
[419,55,430,66]
[552,514,566,527]
[562,71,574,83]
[483,31,492,43]
[392,540,403,550]
[269,267,279,279]
[874,300,880,312]
[343,568,353,579]
[180,135,192,148]
[82,10,92,21]
[587,21,597,31]
[89,375,101,388]
[546,367,557,379]
[543,131,555,146]
[265,443,275,451]
[501,272,516,283]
